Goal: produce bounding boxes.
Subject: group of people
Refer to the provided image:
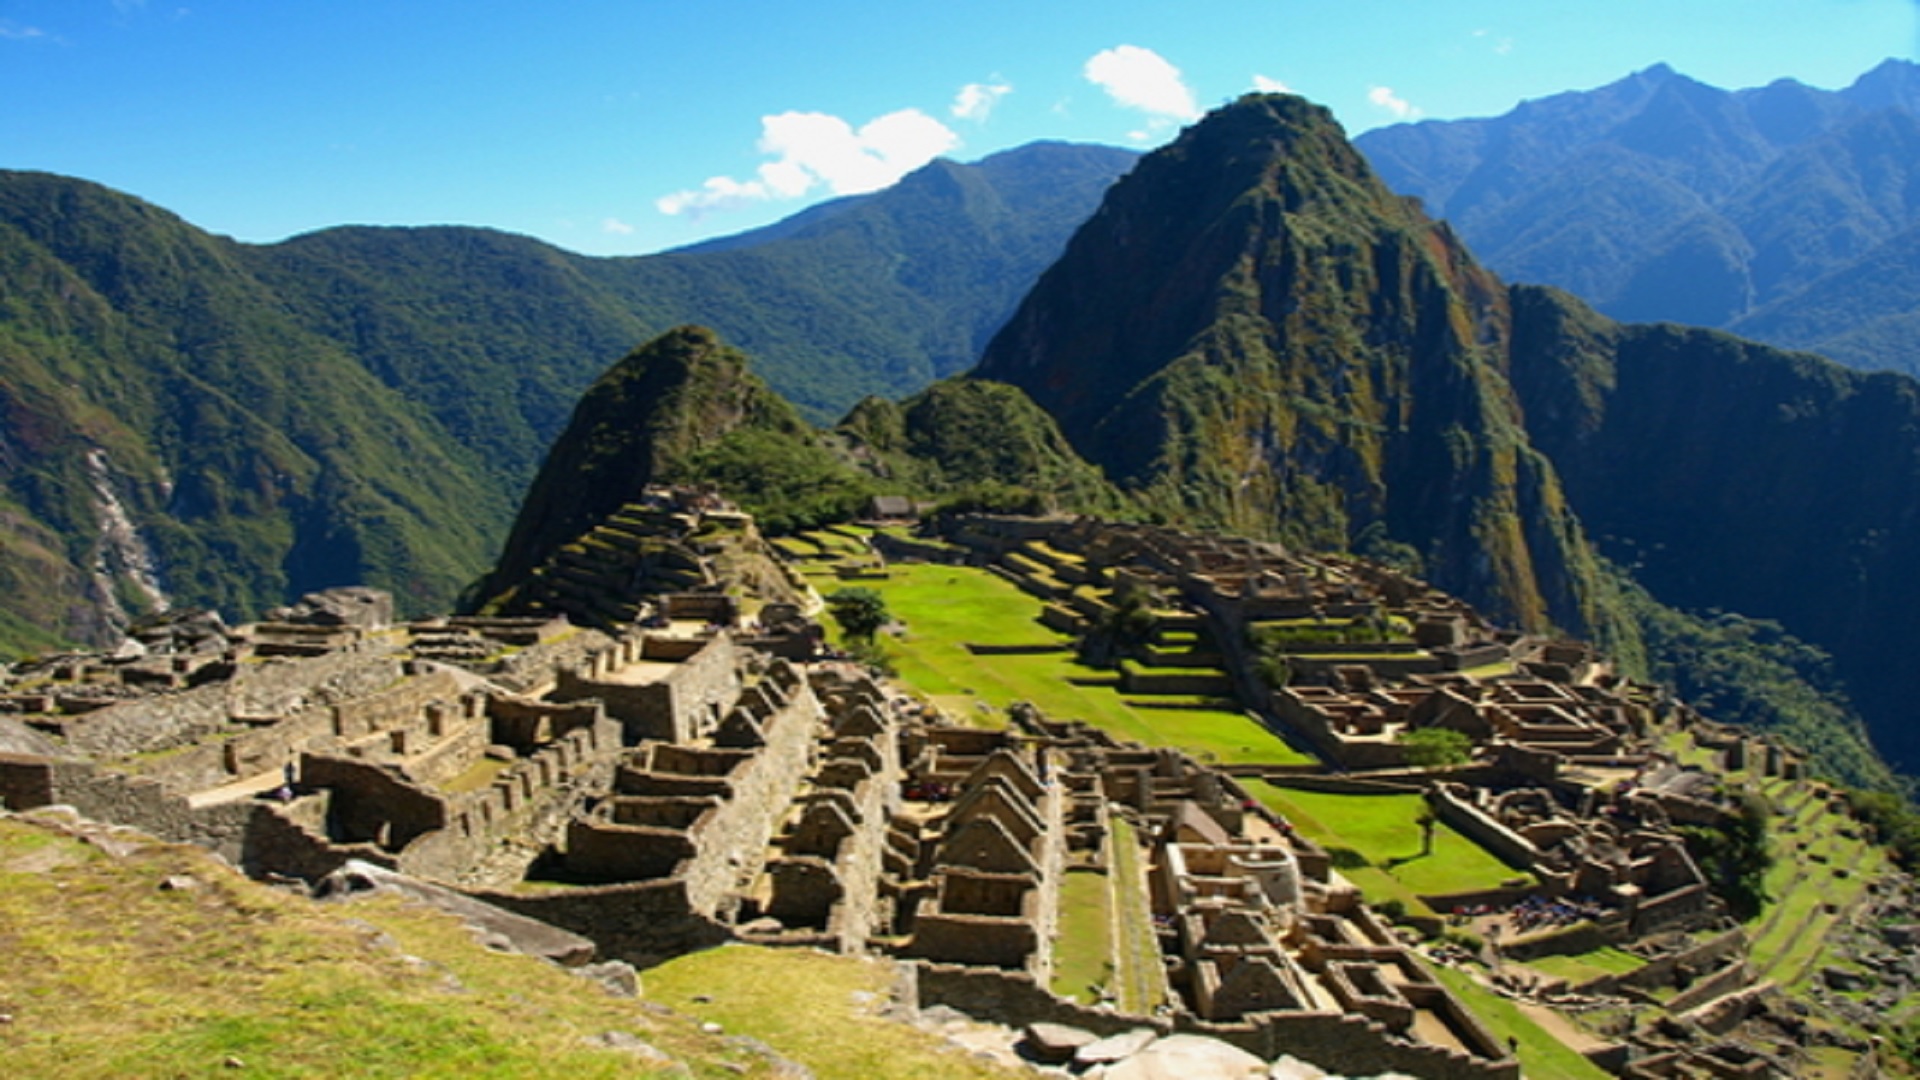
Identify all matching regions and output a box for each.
[902,779,956,802]
[1448,892,1610,935]
[1502,893,1609,933]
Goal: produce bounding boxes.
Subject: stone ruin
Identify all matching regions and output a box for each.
[0,509,1865,1079]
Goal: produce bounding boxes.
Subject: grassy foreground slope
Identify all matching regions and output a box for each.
[0,811,1014,1080]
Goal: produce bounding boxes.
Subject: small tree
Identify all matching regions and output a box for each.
[825,587,890,643]
[1678,790,1773,921]
[1398,727,1472,770]
[1083,582,1160,664]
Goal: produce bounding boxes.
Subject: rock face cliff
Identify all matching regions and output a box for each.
[975,94,1619,642]
[1507,289,1920,768]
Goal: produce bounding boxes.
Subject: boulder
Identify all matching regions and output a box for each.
[1075,1027,1158,1066]
[316,860,596,966]
[1104,1034,1268,1079]
[1023,1021,1098,1064]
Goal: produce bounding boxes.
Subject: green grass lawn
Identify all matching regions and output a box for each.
[1050,870,1114,1003]
[0,817,773,1080]
[645,944,1025,1079]
[1253,785,1528,910]
[1431,966,1612,1080]
[1525,946,1645,985]
[1745,783,1886,988]
[1107,816,1167,1014]
[809,562,1313,765]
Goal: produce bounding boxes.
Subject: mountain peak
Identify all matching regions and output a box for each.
[976,93,1607,638]
[1842,56,1920,112]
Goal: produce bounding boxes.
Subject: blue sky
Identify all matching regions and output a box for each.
[2,0,1913,256]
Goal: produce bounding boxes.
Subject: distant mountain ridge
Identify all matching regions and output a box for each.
[0,142,1135,648]
[1355,58,1920,376]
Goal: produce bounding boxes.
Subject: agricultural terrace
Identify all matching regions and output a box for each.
[792,540,1311,767]
[1252,784,1531,917]
[1049,815,1169,1014]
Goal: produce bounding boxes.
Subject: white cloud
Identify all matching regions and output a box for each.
[601,218,635,236]
[1472,29,1514,55]
[1084,45,1200,122]
[1252,74,1292,94]
[657,107,960,218]
[952,80,1011,122]
[1367,85,1422,120]
[0,21,46,40]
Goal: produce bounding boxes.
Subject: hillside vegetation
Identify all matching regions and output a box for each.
[0,144,1132,649]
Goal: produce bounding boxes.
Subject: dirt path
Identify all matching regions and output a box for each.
[1515,998,1608,1053]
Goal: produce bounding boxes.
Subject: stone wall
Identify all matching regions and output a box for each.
[1664,958,1755,1014]
[910,962,1160,1038]
[1631,882,1717,936]
[678,676,819,914]
[1429,784,1538,870]
[476,878,730,969]
[0,753,57,808]
[404,720,619,882]
[1180,1011,1517,1080]
[56,681,230,761]
[554,633,742,744]
[301,753,447,851]
[0,755,256,866]
[331,667,463,739]
[1583,930,1747,997]
[913,961,1516,1080]
[47,648,406,767]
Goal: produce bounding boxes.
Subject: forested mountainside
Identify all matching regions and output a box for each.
[1355,59,1920,377]
[0,143,1132,649]
[974,92,1918,780]
[975,93,1624,647]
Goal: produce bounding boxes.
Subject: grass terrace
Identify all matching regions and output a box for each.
[1431,966,1612,1080]
[1253,784,1529,914]
[1524,946,1645,985]
[803,561,1312,766]
[1107,816,1166,1013]
[1050,869,1114,1003]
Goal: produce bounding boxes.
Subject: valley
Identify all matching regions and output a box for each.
[9,53,1920,1080]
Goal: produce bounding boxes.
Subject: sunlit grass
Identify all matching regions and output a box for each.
[644,944,1024,1079]
[1430,966,1611,1080]
[0,817,762,1079]
[1252,784,1528,911]
[1050,870,1114,1003]
[810,561,1311,764]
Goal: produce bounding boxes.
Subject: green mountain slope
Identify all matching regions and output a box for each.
[0,143,1132,648]
[472,326,1125,613]
[1508,287,1920,770]
[976,94,1623,645]
[836,378,1127,515]
[0,172,508,645]
[974,92,1911,784]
